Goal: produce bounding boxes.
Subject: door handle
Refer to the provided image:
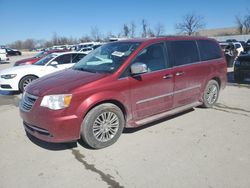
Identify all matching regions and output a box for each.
[176,72,185,76]
[163,74,173,79]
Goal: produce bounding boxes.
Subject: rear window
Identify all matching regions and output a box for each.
[171,40,199,66]
[198,40,222,61]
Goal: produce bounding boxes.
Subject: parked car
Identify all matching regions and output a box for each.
[226,39,237,42]
[79,44,103,54]
[234,53,250,82]
[19,37,227,149]
[0,49,9,62]
[14,49,70,66]
[0,52,86,92]
[219,42,238,67]
[5,48,22,56]
[244,39,250,53]
[233,42,244,56]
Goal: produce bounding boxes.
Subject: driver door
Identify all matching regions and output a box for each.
[128,43,174,120]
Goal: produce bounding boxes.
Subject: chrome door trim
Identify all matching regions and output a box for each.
[136,84,201,105]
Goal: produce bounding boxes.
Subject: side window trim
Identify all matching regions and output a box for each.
[119,42,169,79]
[170,40,200,67]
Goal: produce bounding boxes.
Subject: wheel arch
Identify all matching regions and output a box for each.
[83,99,127,122]
[211,76,221,88]
[18,74,39,91]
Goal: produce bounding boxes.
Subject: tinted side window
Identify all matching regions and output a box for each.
[171,41,199,66]
[54,54,71,64]
[72,53,86,63]
[198,40,222,61]
[133,43,167,72]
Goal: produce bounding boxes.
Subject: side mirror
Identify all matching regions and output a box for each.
[130,62,148,75]
[50,61,58,66]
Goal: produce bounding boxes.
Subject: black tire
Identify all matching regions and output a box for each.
[19,75,38,92]
[201,80,219,108]
[234,72,244,83]
[81,103,125,149]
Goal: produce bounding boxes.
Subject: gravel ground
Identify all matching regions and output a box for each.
[0,53,250,188]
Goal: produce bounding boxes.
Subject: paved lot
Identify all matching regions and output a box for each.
[0,53,250,188]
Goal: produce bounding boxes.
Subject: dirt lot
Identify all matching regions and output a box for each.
[0,53,250,188]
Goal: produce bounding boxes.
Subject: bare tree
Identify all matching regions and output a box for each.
[243,13,250,34]
[91,26,102,41]
[175,13,205,36]
[52,32,59,45]
[9,40,23,49]
[141,19,148,37]
[123,24,130,37]
[23,39,36,49]
[235,16,244,34]
[130,22,136,38]
[154,23,165,36]
[147,28,155,37]
[79,35,92,43]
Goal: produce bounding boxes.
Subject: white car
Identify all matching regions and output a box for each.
[233,42,244,56]
[0,49,9,62]
[0,51,86,92]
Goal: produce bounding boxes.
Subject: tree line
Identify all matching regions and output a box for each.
[9,10,250,50]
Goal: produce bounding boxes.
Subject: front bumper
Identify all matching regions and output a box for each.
[0,77,19,91]
[19,96,82,143]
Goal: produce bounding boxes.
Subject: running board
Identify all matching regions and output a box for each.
[136,101,202,126]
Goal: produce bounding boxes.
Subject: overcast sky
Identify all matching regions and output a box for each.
[0,0,249,44]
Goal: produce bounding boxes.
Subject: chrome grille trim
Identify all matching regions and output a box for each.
[20,92,38,112]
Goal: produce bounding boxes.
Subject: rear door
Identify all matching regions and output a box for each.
[169,40,205,108]
[128,42,174,120]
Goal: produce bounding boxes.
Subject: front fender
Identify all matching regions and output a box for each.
[75,90,131,121]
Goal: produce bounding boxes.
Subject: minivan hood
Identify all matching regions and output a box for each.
[26,68,109,96]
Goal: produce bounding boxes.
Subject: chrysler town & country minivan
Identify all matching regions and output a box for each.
[20,37,227,149]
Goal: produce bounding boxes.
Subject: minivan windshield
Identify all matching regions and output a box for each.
[73,42,141,73]
[34,54,57,66]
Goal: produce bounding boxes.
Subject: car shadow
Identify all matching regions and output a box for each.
[123,108,194,134]
[26,132,78,151]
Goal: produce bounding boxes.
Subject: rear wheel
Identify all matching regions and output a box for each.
[81,103,125,149]
[202,80,219,108]
[19,75,38,92]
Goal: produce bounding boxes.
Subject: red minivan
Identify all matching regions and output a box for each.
[20,37,227,149]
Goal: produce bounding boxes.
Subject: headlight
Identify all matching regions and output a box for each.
[40,94,72,110]
[1,74,17,79]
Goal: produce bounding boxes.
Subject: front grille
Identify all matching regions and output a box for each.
[20,92,38,112]
[24,122,50,136]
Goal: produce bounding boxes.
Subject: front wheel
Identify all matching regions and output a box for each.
[19,75,38,92]
[201,80,219,108]
[81,103,125,149]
